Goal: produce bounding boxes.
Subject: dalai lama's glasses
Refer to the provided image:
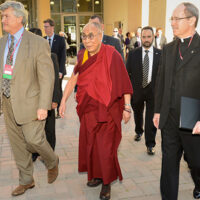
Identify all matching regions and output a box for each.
[169,16,193,22]
[81,33,99,40]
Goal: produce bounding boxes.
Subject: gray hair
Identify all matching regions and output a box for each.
[83,22,103,34]
[0,1,28,25]
[183,2,199,27]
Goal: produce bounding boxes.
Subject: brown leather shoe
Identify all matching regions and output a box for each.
[87,178,103,187]
[100,184,111,200]
[48,156,59,184]
[11,181,35,196]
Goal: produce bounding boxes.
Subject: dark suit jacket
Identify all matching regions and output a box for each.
[126,47,161,103]
[51,53,61,104]
[45,34,66,75]
[154,33,200,129]
[102,34,124,61]
[80,34,124,62]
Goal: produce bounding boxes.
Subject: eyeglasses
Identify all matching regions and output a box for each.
[169,16,193,22]
[81,33,99,40]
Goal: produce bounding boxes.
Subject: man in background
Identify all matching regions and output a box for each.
[154,27,167,49]
[43,18,66,118]
[126,26,161,155]
[29,28,61,161]
[130,27,142,50]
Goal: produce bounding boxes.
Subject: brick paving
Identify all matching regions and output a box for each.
[0,64,195,199]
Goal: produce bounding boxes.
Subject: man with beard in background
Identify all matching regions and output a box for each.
[126,26,161,155]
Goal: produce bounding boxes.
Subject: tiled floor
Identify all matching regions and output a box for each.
[0,62,195,200]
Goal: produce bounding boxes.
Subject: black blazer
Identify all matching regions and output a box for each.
[51,53,61,104]
[45,34,66,75]
[102,35,124,61]
[154,33,200,129]
[126,47,161,102]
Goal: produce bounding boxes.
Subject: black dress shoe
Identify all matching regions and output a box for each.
[100,184,111,200]
[147,147,155,155]
[134,134,142,141]
[87,178,102,187]
[55,114,61,119]
[193,188,200,199]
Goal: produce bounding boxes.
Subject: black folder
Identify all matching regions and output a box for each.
[180,96,200,131]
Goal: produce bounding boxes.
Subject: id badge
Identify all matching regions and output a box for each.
[3,64,13,79]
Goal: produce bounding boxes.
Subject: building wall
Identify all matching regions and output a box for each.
[128,0,142,34]
[104,0,142,36]
[37,0,51,36]
[104,0,128,36]
[149,0,166,33]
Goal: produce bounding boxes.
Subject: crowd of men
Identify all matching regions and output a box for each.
[0,1,200,200]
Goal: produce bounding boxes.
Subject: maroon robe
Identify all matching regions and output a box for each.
[74,44,133,184]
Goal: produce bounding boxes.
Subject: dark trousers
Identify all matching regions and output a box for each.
[160,109,200,200]
[45,109,56,150]
[131,86,157,147]
[32,109,56,158]
[57,77,63,115]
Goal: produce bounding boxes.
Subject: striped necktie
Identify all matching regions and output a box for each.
[2,35,15,98]
[142,50,149,88]
[48,38,51,47]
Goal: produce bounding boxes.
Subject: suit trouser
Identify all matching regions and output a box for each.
[2,96,57,185]
[160,109,200,200]
[57,77,63,114]
[32,109,56,158]
[131,86,157,147]
[45,109,56,150]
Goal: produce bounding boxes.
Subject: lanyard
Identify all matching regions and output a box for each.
[7,32,24,63]
[179,35,194,60]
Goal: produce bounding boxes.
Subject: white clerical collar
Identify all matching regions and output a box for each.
[180,32,196,43]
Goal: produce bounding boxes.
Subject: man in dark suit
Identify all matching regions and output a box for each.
[153,3,200,199]
[43,18,66,118]
[89,15,124,61]
[29,28,61,161]
[126,26,161,155]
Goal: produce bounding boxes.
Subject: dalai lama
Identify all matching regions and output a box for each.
[59,22,133,200]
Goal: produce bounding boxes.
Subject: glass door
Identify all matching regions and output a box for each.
[79,15,91,44]
[63,15,77,57]
[62,14,92,56]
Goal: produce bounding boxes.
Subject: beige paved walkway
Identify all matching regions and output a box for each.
[0,93,195,200]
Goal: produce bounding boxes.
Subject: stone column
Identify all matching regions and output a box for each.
[37,0,51,36]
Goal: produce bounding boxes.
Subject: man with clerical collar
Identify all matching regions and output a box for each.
[59,22,133,200]
[0,1,59,196]
[153,2,200,199]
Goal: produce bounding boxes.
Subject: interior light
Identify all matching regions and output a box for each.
[95,0,100,5]
[77,3,80,7]
[50,1,54,5]
[86,0,91,2]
